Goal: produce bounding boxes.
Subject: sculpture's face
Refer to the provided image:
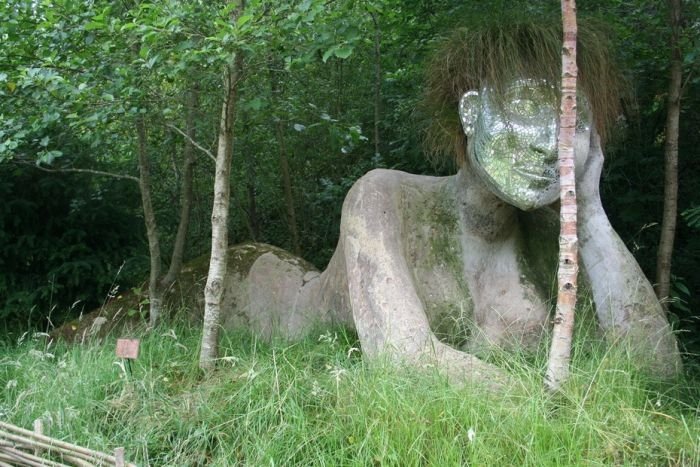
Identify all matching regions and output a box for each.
[459,79,592,210]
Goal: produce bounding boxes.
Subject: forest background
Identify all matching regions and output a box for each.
[1,0,699,359]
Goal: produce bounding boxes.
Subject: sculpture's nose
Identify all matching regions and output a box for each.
[531,117,558,156]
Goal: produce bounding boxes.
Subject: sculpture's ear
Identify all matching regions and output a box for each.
[459,91,480,137]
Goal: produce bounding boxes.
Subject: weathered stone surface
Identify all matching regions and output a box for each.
[215,132,680,381]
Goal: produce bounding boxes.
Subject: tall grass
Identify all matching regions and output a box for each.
[1,322,698,466]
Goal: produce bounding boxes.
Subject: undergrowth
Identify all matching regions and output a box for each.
[1,321,699,466]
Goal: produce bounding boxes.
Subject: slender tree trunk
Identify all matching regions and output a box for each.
[655,0,682,308]
[239,109,260,241]
[546,0,579,392]
[161,87,199,289]
[274,121,301,254]
[199,10,245,370]
[371,11,381,158]
[269,59,301,255]
[246,156,260,241]
[136,116,164,328]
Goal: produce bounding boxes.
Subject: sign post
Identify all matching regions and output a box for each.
[116,338,140,377]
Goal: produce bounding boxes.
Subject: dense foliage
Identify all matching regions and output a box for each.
[0,1,698,355]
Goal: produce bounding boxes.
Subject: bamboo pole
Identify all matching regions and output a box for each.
[0,446,67,467]
[0,421,115,463]
[0,421,136,467]
[63,454,96,466]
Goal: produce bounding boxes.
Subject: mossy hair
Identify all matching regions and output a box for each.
[422,14,627,167]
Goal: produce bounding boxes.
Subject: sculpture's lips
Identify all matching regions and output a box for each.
[511,165,553,181]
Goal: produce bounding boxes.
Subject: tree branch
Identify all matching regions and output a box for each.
[26,162,139,182]
[167,124,216,163]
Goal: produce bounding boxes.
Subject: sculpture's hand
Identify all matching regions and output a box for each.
[576,129,605,213]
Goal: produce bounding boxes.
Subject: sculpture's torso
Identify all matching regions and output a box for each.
[311,169,559,350]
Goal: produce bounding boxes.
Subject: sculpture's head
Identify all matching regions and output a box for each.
[423,16,627,210]
[458,79,592,210]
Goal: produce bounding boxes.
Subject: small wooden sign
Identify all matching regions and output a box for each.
[116,339,140,359]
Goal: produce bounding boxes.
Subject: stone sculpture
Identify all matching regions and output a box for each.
[218,18,680,382]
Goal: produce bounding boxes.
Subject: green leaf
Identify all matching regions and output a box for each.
[322,48,334,63]
[38,150,62,165]
[84,21,105,31]
[237,14,253,27]
[333,46,353,59]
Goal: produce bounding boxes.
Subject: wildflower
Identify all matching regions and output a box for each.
[467,428,476,442]
[5,380,17,390]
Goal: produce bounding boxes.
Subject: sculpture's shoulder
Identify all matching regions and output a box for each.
[355,168,450,188]
[344,168,452,210]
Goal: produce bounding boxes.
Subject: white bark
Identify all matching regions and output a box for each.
[199,51,243,371]
[546,0,579,391]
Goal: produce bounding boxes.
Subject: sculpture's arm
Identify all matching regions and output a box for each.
[340,170,508,387]
[577,132,680,376]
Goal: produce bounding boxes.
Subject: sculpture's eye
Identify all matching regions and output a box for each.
[510,98,538,119]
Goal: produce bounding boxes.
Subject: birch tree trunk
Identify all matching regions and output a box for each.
[199,17,245,370]
[655,0,682,309]
[136,116,164,328]
[371,11,381,158]
[161,87,198,289]
[545,0,579,391]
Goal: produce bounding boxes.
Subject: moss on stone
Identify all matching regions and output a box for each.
[516,207,559,300]
[401,183,475,345]
[516,207,595,322]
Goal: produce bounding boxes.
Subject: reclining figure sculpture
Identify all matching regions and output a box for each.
[216,18,680,382]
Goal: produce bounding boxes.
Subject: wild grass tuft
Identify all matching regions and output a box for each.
[1,322,698,465]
